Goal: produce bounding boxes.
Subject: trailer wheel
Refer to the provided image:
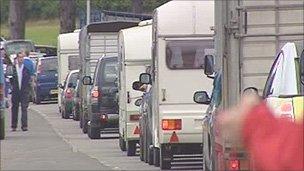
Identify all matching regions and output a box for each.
[148,146,154,165]
[127,140,136,156]
[153,147,160,167]
[139,135,144,161]
[160,145,171,169]
[119,134,126,151]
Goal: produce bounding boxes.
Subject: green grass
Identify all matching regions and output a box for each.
[0,19,59,46]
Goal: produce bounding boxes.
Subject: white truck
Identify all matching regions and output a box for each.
[194,0,304,170]
[139,1,215,169]
[78,21,138,134]
[57,30,80,112]
[117,20,152,156]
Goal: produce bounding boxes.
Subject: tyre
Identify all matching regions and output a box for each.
[79,115,83,128]
[35,95,41,104]
[82,118,88,134]
[88,125,100,139]
[0,114,5,140]
[153,147,160,167]
[148,145,154,165]
[127,140,136,156]
[119,135,126,151]
[160,145,171,169]
[139,135,144,161]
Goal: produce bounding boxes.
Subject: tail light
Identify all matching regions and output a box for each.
[162,119,182,130]
[91,86,100,103]
[280,103,293,121]
[130,114,140,121]
[100,114,108,123]
[65,88,73,99]
[229,160,240,170]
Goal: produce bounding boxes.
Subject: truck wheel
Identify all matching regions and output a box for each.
[127,140,136,156]
[160,145,172,169]
[153,147,160,167]
[148,145,154,165]
[88,125,100,139]
[119,135,126,151]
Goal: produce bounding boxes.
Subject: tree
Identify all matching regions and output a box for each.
[9,0,26,39]
[132,0,143,13]
[59,0,76,34]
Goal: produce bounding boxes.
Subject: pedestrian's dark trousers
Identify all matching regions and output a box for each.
[11,90,29,129]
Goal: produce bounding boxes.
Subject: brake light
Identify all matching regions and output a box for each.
[229,160,240,170]
[162,119,182,130]
[130,114,140,121]
[281,103,292,112]
[100,114,108,123]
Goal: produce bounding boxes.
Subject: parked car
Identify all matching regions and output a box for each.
[33,56,58,104]
[35,45,57,57]
[0,54,5,139]
[72,80,81,121]
[60,70,79,119]
[82,56,119,139]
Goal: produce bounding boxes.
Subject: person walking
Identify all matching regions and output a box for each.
[10,52,32,131]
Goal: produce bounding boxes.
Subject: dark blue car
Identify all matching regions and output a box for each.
[33,56,58,104]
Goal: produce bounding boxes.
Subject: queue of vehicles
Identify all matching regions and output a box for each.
[55,0,303,170]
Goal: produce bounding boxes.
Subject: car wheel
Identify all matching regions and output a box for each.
[88,125,100,139]
[127,140,136,156]
[160,145,172,169]
[153,147,160,167]
[82,118,88,134]
[35,95,41,104]
[119,134,126,151]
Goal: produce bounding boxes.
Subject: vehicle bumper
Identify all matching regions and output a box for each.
[161,143,203,155]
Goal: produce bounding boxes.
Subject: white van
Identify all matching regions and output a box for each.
[139,1,214,169]
[57,30,80,112]
[118,20,152,156]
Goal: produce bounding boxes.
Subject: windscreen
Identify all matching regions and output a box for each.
[103,61,118,83]
[5,41,35,55]
[166,40,214,69]
[41,58,58,71]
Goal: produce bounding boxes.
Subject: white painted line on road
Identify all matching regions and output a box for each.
[30,108,122,171]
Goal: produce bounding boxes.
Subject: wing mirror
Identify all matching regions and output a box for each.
[193,91,211,105]
[139,73,151,84]
[82,76,93,85]
[132,81,143,91]
[134,98,143,107]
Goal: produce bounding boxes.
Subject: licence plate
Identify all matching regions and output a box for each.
[50,89,58,95]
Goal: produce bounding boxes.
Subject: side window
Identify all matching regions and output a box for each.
[263,51,283,98]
